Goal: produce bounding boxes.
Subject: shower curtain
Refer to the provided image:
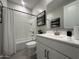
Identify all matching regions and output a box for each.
[3,8,16,56]
[3,7,36,56]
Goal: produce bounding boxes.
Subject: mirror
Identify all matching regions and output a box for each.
[47,0,77,30]
[64,1,79,29]
[50,17,60,28]
[37,11,46,26]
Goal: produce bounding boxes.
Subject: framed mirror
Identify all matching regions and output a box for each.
[50,17,60,28]
[0,1,3,23]
[37,10,46,26]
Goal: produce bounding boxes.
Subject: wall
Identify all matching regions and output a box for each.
[0,0,7,55]
[32,0,52,33]
[46,0,75,30]
[47,6,64,30]
[32,0,52,15]
[7,1,32,13]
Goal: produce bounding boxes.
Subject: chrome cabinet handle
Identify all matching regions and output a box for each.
[47,50,49,59]
[44,49,47,58]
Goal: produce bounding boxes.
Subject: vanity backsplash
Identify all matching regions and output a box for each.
[74,26,79,40]
[46,29,74,37]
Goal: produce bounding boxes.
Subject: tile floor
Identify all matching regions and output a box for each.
[2,49,37,59]
[10,49,37,59]
[10,50,28,59]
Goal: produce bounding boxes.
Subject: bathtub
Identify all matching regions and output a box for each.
[16,38,33,51]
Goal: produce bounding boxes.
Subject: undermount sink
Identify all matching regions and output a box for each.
[45,33,64,38]
[44,33,73,41]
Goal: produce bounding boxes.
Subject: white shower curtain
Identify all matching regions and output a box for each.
[3,7,36,56]
[3,8,16,56]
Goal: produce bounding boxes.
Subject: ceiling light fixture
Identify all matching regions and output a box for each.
[22,0,25,5]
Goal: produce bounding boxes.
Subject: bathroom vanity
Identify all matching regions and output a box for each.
[36,34,79,59]
[36,0,79,59]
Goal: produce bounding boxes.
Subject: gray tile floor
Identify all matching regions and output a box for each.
[1,48,37,59]
[10,50,28,59]
[0,50,28,59]
[9,49,37,59]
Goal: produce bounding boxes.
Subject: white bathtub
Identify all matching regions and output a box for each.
[16,38,33,51]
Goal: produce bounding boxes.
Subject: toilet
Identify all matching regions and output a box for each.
[25,41,37,57]
[26,41,36,48]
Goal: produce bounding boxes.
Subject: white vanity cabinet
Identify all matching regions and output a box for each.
[49,49,69,59]
[36,36,72,59]
[37,42,46,59]
[36,35,79,59]
[37,42,69,59]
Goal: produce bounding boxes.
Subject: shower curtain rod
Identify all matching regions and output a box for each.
[3,6,37,17]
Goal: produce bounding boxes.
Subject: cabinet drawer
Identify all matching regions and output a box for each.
[37,36,79,59]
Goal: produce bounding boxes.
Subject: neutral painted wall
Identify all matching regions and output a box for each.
[46,0,75,30]
[0,0,7,55]
[32,0,52,15]
[32,0,52,33]
[47,6,64,30]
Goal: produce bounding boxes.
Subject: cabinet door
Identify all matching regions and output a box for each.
[37,42,69,59]
[49,49,70,59]
[39,44,71,59]
[37,42,47,59]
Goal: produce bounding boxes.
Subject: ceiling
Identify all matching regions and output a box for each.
[8,0,76,10]
[8,0,42,9]
[47,0,76,12]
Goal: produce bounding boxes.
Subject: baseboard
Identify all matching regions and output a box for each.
[0,55,10,59]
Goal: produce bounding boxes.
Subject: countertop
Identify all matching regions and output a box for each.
[37,34,79,48]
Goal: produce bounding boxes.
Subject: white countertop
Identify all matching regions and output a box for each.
[37,33,79,48]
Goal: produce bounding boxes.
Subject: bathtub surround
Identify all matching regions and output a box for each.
[14,12,36,51]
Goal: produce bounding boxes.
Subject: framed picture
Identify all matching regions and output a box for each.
[50,17,60,28]
[37,10,46,26]
[0,2,3,23]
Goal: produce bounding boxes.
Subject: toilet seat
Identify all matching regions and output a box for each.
[26,41,36,48]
